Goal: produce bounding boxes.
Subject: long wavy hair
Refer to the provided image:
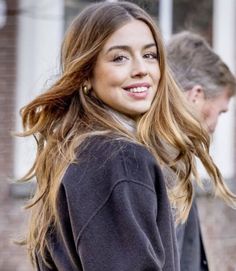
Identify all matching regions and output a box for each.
[19,1,236,265]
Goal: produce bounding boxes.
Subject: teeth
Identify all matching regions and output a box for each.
[127,87,148,93]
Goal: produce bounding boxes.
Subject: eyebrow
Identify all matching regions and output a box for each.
[106,43,157,54]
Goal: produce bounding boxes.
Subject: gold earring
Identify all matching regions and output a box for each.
[82,85,89,95]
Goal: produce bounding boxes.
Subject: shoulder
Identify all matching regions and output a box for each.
[57,135,167,241]
[60,135,166,206]
[63,135,161,187]
[78,134,153,161]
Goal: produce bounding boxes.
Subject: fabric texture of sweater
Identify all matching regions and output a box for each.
[36,136,180,271]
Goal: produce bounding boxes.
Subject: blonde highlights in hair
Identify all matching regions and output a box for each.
[18,1,236,266]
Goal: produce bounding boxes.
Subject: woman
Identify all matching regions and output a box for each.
[19,1,236,270]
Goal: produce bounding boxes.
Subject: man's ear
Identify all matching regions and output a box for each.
[185,85,205,104]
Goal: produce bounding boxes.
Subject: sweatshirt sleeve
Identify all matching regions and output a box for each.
[76,180,165,271]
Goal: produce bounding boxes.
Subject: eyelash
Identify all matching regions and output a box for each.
[113,55,128,62]
[144,53,158,59]
[112,52,158,63]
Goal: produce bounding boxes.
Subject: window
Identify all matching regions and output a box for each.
[173,0,213,44]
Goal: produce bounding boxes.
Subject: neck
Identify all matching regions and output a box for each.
[107,107,136,133]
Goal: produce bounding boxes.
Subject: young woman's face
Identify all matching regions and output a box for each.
[90,19,161,118]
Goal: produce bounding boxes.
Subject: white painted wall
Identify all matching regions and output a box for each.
[14,0,64,180]
[0,0,6,29]
[211,0,236,179]
[159,0,173,41]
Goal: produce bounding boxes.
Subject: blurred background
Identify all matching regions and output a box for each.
[0,0,235,270]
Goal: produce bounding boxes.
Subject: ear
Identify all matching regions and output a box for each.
[185,85,205,104]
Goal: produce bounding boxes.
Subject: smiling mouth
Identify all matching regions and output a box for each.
[124,86,149,93]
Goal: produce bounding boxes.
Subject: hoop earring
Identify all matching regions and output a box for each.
[82,85,89,95]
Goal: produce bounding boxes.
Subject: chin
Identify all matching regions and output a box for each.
[130,109,148,116]
[123,104,152,118]
[134,104,152,113]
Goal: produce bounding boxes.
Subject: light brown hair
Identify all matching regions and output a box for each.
[19,1,236,265]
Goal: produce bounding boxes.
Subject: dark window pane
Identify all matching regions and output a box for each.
[127,0,159,18]
[64,0,160,29]
[173,0,213,44]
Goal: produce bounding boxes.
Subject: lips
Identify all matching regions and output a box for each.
[123,83,150,93]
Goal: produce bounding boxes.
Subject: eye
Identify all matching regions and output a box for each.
[144,52,158,60]
[112,55,129,63]
[220,110,227,114]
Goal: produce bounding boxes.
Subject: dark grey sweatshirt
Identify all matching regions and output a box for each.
[36,136,180,271]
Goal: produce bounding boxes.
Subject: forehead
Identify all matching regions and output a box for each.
[101,19,155,50]
[207,87,231,106]
[215,86,232,100]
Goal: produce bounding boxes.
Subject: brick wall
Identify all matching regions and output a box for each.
[0,1,32,270]
[0,0,17,193]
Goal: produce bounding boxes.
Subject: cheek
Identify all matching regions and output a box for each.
[95,67,127,88]
[201,106,212,121]
[203,108,218,124]
[151,65,160,82]
[108,67,130,84]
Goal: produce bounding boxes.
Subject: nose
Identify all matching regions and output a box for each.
[131,58,148,78]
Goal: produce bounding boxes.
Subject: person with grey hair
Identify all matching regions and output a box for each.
[166,31,236,271]
[167,31,236,134]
